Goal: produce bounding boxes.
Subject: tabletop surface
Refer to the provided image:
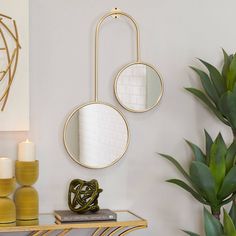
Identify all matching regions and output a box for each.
[0,210,147,232]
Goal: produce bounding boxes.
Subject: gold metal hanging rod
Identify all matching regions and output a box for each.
[94,8,141,102]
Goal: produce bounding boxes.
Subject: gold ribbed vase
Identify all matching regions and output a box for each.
[0,177,16,226]
[14,187,39,225]
[0,178,15,197]
[15,161,39,186]
[0,198,16,226]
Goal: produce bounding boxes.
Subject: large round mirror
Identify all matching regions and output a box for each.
[114,62,163,112]
[64,102,129,169]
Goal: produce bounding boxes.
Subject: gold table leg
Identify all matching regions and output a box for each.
[99,227,110,236]
[119,226,146,235]
[30,231,44,236]
[57,229,71,236]
[90,225,146,236]
[92,228,103,236]
[42,230,54,235]
[108,227,126,236]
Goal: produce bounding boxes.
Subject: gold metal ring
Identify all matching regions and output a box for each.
[114,61,164,113]
[63,101,130,169]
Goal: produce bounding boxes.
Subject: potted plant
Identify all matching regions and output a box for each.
[186,50,236,140]
[160,131,236,219]
[159,50,236,234]
[184,208,236,236]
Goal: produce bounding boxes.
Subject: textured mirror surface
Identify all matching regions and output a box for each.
[115,63,163,112]
[64,103,129,168]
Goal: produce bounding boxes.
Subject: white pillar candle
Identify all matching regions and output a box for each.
[18,139,35,162]
[0,157,13,179]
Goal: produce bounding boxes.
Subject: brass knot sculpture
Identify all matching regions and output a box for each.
[68,179,103,214]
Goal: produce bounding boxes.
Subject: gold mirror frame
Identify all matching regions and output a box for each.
[63,101,130,169]
[63,9,132,169]
[104,9,164,113]
[94,8,141,102]
[114,62,164,113]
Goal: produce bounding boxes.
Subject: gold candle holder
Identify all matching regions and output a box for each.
[15,160,39,225]
[16,218,39,226]
[15,160,39,186]
[0,178,15,197]
[0,198,16,226]
[14,187,39,224]
[0,177,16,226]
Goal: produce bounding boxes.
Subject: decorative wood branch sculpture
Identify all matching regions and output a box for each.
[0,13,21,111]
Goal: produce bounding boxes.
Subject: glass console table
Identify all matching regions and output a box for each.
[0,210,147,235]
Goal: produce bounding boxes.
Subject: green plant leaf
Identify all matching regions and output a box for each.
[185,140,206,163]
[222,49,232,81]
[229,201,236,227]
[167,179,208,204]
[185,87,230,126]
[190,67,220,105]
[225,140,236,173]
[158,153,193,184]
[204,130,213,164]
[190,162,217,205]
[218,165,236,200]
[219,86,236,130]
[224,208,236,236]
[209,133,227,193]
[227,54,236,91]
[204,208,223,236]
[182,230,200,236]
[199,59,226,96]
[221,193,236,207]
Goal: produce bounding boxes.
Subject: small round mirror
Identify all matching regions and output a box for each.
[64,102,129,169]
[114,62,163,112]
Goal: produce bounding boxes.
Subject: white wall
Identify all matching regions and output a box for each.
[0,0,236,235]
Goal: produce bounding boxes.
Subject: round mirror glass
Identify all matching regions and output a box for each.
[64,103,129,169]
[114,63,163,112]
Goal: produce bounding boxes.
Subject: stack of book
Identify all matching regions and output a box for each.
[54,209,117,224]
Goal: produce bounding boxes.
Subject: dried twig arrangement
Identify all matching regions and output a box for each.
[0,13,21,111]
